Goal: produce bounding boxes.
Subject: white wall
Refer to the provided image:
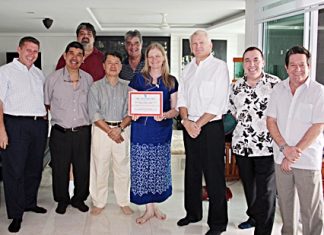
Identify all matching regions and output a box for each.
[0,32,245,79]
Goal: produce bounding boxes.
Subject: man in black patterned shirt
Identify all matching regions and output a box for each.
[229,47,280,235]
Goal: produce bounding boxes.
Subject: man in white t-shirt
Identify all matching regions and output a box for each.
[267,45,324,235]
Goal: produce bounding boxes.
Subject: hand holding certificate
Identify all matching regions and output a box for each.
[128,91,163,117]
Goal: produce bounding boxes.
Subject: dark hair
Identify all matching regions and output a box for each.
[103,51,123,63]
[285,45,311,67]
[243,46,264,59]
[65,41,85,56]
[76,22,96,38]
[19,36,40,48]
[124,30,142,44]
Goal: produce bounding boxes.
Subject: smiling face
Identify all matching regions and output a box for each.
[125,36,142,59]
[63,47,84,71]
[103,55,122,78]
[286,53,310,85]
[147,47,164,71]
[243,49,265,80]
[77,28,95,48]
[17,41,39,69]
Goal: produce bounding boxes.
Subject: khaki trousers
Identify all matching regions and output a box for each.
[90,125,130,208]
[275,164,324,235]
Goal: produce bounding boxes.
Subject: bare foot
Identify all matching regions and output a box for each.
[91,206,104,215]
[121,206,133,215]
[136,211,154,224]
[154,207,166,220]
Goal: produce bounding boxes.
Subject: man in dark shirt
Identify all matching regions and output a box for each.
[119,30,145,82]
[56,22,104,81]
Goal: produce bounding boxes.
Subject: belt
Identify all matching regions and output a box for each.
[53,124,89,133]
[106,121,121,127]
[4,114,45,120]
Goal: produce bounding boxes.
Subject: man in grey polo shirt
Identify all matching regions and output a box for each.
[45,41,93,215]
[88,51,132,216]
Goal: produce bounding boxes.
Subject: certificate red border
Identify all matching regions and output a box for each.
[128,91,163,116]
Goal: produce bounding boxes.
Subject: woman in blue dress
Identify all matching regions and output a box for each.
[128,42,178,224]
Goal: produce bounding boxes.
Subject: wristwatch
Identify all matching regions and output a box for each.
[279,144,288,152]
[118,124,125,132]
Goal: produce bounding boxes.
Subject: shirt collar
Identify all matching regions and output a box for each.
[104,77,121,87]
[285,76,311,90]
[62,67,82,81]
[193,53,213,66]
[243,71,267,86]
[123,53,145,65]
[13,58,35,71]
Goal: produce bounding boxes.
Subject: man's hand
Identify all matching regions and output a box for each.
[283,146,301,163]
[280,158,293,172]
[183,120,201,138]
[0,127,8,149]
[107,127,124,143]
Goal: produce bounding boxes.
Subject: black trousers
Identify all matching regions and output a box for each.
[49,126,91,204]
[183,120,228,231]
[236,155,276,235]
[2,116,48,219]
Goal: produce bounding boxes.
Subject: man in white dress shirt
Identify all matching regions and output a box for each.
[267,45,324,235]
[176,29,230,235]
[0,36,48,233]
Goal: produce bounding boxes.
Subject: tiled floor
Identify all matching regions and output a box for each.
[0,130,291,234]
[0,153,288,235]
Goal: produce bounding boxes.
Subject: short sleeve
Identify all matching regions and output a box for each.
[312,86,324,124]
[0,68,9,103]
[170,76,178,94]
[265,85,278,119]
[228,83,237,115]
[128,73,142,91]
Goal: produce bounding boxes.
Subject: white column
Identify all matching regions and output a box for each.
[245,0,259,47]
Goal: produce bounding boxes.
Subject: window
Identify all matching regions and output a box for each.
[263,14,304,80]
[316,9,324,85]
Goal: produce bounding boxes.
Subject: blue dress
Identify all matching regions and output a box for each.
[128,73,178,205]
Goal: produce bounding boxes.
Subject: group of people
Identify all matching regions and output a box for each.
[0,21,323,235]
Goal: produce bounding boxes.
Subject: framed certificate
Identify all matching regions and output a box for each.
[128,91,163,116]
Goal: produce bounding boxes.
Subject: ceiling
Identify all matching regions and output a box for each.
[0,0,246,35]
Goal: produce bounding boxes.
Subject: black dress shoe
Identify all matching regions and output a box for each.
[24,206,47,214]
[205,228,223,235]
[71,201,89,212]
[238,218,256,229]
[56,202,69,214]
[8,218,22,233]
[177,216,201,226]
